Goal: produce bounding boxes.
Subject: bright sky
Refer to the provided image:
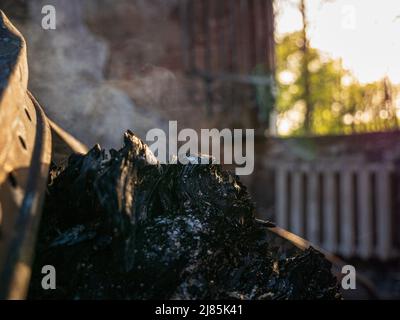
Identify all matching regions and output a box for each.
[275,0,400,84]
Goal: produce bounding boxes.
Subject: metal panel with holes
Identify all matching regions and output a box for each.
[0,11,52,299]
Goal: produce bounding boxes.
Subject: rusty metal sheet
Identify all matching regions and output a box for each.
[0,11,52,299]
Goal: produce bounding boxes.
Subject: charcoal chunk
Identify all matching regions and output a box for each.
[28,132,341,300]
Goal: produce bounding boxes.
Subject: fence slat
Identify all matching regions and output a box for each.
[306,171,319,244]
[340,170,354,257]
[273,160,395,261]
[358,170,373,258]
[276,167,288,229]
[323,171,336,252]
[376,169,392,260]
[291,171,303,236]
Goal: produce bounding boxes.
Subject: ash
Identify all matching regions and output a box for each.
[28,131,340,300]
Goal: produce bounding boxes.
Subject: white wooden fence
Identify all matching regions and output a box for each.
[272,160,397,260]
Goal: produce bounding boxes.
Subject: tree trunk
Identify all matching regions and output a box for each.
[300,0,313,134]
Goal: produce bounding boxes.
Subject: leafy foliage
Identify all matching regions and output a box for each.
[276,32,400,136]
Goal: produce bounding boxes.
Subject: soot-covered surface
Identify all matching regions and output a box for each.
[28,131,341,300]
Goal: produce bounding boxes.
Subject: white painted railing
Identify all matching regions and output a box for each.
[272,161,397,260]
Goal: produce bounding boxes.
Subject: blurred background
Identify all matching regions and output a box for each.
[1,0,400,298]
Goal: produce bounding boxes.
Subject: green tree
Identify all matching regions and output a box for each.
[275,31,399,136]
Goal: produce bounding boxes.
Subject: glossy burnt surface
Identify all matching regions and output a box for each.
[29,131,340,300]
